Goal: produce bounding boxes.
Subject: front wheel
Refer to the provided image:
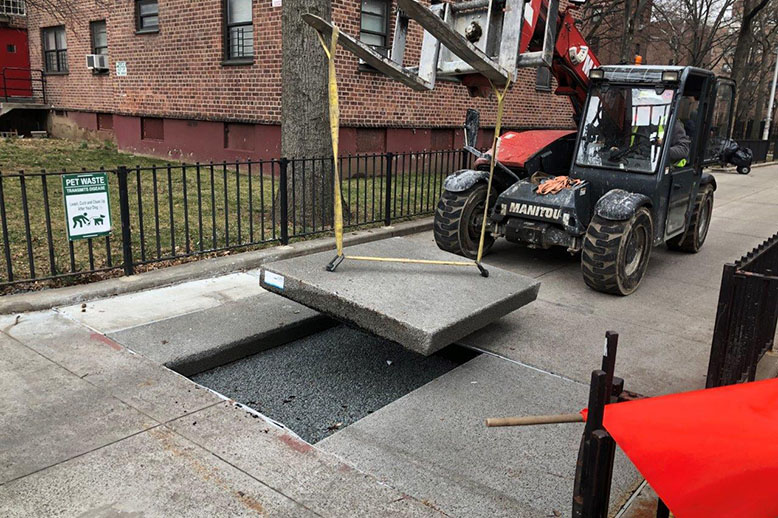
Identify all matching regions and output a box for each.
[581,208,654,296]
[666,185,713,253]
[434,184,494,259]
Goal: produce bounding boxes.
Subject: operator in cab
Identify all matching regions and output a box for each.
[661,119,691,165]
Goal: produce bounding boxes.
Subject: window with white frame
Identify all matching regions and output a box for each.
[225,0,253,60]
[0,0,26,16]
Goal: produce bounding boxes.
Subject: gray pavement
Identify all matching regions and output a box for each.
[0,310,444,517]
[260,237,539,355]
[319,354,639,518]
[1,165,776,517]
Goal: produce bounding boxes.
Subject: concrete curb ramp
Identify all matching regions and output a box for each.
[260,237,540,355]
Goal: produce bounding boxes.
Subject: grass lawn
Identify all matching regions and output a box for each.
[0,138,456,291]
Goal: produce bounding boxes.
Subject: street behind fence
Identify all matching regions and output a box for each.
[0,149,471,288]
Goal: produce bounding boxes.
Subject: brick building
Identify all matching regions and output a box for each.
[19,0,578,161]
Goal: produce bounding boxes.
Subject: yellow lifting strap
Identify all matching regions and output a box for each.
[316,24,509,278]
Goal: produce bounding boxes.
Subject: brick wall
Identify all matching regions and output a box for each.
[25,1,579,159]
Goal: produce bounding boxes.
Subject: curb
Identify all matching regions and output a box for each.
[0,217,433,315]
[709,160,777,174]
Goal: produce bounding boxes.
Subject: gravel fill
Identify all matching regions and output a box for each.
[192,325,479,443]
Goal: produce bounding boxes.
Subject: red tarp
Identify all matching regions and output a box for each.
[583,378,778,517]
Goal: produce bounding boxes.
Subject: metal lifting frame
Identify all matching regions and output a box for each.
[302,0,560,92]
[304,0,562,276]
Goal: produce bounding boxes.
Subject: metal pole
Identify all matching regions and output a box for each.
[384,152,393,227]
[763,47,778,141]
[117,166,135,276]
[279,158,289,245]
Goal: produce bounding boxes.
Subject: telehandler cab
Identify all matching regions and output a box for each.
[435,66,737,295]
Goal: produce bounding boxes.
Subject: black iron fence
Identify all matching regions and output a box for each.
[706,232,778,388]
[0,149,471,288]
[0,68,46,104]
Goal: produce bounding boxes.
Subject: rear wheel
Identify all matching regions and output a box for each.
[666,185,713,253]
[581,208,653,296]
[434,184,494,259]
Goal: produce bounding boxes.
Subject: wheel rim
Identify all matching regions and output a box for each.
[623,225,647,277]
[697,194,712,243]
[461,188,488,251]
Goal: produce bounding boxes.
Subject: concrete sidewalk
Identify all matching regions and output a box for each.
[0,309,443,517]
[1,165,776,517]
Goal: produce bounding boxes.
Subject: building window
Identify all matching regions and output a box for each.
[225,0,253,60]
[90,20,108,55]
[360,0,390,56]
[535,66,551,92]
[136,0,159,32]
[141,117,164,140]
[42,26,68,74]
[0,0,25,16]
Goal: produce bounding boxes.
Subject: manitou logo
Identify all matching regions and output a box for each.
[509,203,563,221]
[569,46,595,77]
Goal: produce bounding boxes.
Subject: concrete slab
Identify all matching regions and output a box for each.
[260,237,540,355]
[0,426,315,518]
[459,299,709,396]
[60,272,263,333]
[645,230,765,290]
[168,401,445,517]
[535,266,719,346]
[109,292,333,375]
[712,199,778,225]
[318,354,640,518]
[3,311,222,423]
[709,215,777,239]
[0,334,156,483]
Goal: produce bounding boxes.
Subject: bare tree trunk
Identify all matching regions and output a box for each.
[281,0,333,231]
[618,0,651,65]
[731,0,772,130]
[618,0,633,63]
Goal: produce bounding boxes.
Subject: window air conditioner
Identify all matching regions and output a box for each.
[86,54,109,71]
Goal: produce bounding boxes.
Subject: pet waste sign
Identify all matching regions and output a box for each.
[62,173,112,241]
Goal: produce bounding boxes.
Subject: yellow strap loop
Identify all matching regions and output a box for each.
[476,78,512,263]
[318,26,344,257]
[315,23,507,275]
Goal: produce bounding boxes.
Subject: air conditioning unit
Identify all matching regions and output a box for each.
[86,54,109,71]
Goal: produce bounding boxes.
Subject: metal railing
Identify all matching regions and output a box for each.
[0,149,471,289]
[0,68,46,104]
[706,232,778,388]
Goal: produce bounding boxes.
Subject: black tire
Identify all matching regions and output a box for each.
[433,184,494,259]
[581,207,653,296]
[738,165,751,175]
[666,185,714,253]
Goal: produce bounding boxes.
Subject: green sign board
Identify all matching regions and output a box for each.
[62,172,112,241]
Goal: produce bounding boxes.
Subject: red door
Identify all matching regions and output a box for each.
[0,28,32,99]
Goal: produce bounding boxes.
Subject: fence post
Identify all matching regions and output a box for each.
[117,166,134,276]
[384,152,394,227]
[279,158,289,245]
[460,148,469,170]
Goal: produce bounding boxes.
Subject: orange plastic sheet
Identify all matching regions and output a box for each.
[582,378,778,517]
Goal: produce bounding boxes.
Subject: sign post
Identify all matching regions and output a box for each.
[62,172,112,241]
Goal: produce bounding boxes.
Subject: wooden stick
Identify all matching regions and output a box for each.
[485,413,584,428]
